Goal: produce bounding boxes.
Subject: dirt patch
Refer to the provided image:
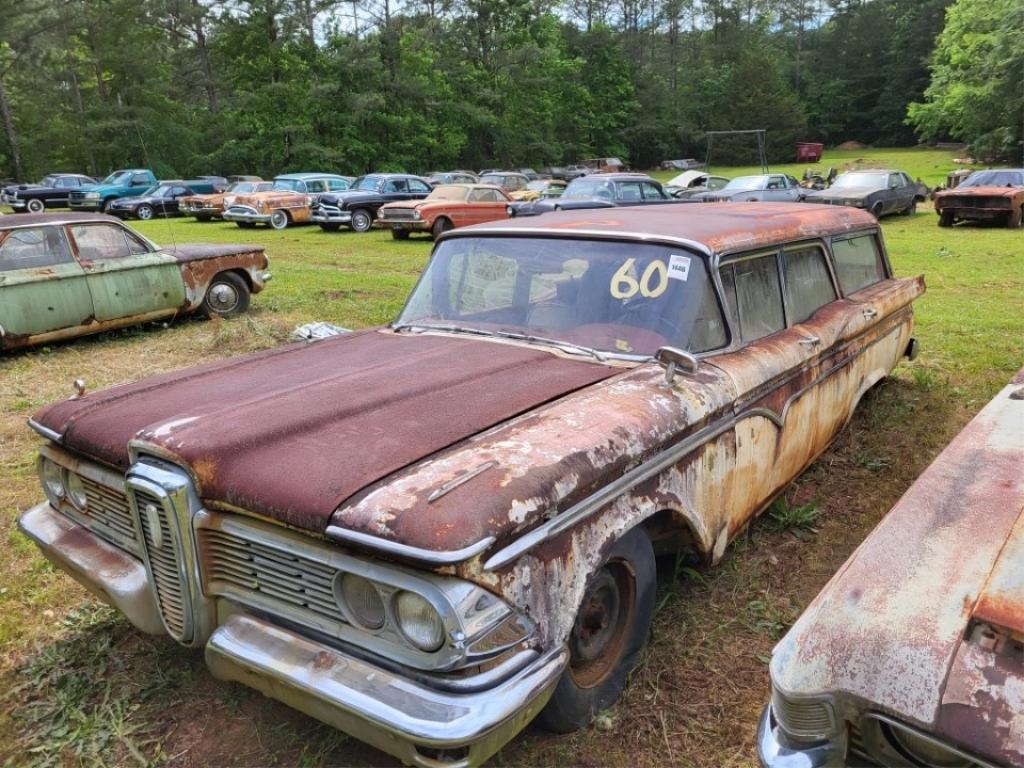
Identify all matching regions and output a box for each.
[836,140,869,150]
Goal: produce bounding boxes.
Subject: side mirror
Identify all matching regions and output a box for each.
[654,346,699,386]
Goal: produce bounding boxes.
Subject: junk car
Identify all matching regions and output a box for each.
[933,168,1024,228]
[19,204,922,767]
[803,170,921,217]
[1,173,96,212]
[179,180,273,222]
[759,367,1024,768]
[223,173,353,230]
[0,213,270,350]
[509,173,678,216]
[697,173,805,203]
[312,174,433,232]
[374,183,511,239]
[106,180,221,220]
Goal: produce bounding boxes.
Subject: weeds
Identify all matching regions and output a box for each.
[765,498,821,534]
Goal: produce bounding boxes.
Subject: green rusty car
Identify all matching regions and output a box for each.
[0,213,271,351]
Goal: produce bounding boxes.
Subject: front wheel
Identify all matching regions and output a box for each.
[137,204,154,221]
[196,214,211,222]
[26,198,45,214]
[391,229,410,240]
[538,526,656,733]
[938,211,954,227]
[236,221,256,229]
[319,222,341,232]
[102,199,116,213]
[269,210,289,230]
[870,201,884,218]
[202,272,250,318]
[1008,206,1023,229]
[350,208,373,232]
[902,200,916,216]
[431,217,452,239]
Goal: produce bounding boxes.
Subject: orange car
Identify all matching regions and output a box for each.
[179,180,272,221]
[374,183,511,239]
[223,173,352,230]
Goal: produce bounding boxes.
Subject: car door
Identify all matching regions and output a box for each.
[640,181,667,202]
[761,175,788,202]
[407,178,432,201]
[0,225,94,345]
[53,177,77,206]
[69,222,185,322]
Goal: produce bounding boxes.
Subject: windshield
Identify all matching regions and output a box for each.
[722,176,767,191]
[272,179,303,192]
[831,172,887,189]
[41,175,57,186]
[146,184,173,197]
[427,185,471,201]
[526,181,549,191]
[102,171,132,185]
[960,170,1024,188]
[479,174,505,185]
[395,237,727,358]
[352,175,383,191]
[563,178,615,199]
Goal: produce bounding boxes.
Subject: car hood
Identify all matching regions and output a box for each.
[770,371,1024,760]
[31,330,616,535]
[805,186,880,200]
[182,192,225,203]
[75,183,126,194]
[318,190,378,205]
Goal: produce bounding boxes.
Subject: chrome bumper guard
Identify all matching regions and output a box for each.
[757,704,847,768]
[223,207,271,224]
[207,614,567,768]
[17,501,164,634]
[312,207,351,224]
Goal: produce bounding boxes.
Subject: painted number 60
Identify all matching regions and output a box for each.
[610,258,669,300]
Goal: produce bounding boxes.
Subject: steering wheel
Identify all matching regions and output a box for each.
[619,297,682,343]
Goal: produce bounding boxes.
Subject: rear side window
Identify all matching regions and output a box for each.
[720,254,785,342]
[782,245,837,323]
[0,227,75,271]
[832,235,886,294]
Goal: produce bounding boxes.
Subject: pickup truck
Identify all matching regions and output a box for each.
[69,169,158,213]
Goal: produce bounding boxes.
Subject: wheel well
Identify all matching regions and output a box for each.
[641,509,701,560]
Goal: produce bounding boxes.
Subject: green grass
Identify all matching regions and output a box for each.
[0,145,1021,766]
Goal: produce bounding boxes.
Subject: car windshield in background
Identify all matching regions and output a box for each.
[395,237,727,358]
[229,182,260,193]
[352,176,383,191]
[830,172,887,189]
[148,185,174,197]
[960,170,1024,188]
[272,179,302,192]
[426,185,471,201]
[563,179,614,198]
[722,176,767,191]
[526,181,549,191]
[102,172,131,185]
[41,175,58,186]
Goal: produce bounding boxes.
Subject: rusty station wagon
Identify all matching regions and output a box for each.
[19,204,922,766]
[0,213,270,350]
[759,368,1024,768]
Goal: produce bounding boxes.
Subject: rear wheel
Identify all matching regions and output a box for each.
[269,210,289,230]
[202,272,250,318]
[938,211,954,227]
[538,526,656,733]
[431,217,452,239]
[391,229,410,240]
[350,208,373,232]
[136,204,154,221]
[26,198,45,214]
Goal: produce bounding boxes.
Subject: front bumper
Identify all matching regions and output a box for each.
[17,502,164,634]
[937,205,1011,220]
[312,208,352,224]
[373,218,430,231]
[757,704,847,768]
[223,208,272,224]
[182,205,221,216]
[69,199,103,210]
[19,499,564,767]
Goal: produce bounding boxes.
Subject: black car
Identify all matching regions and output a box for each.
[1,174,96,212]
[802,169,921,217]
[105,180,219,220]
[311,173,433,232]
[509,173,681,217]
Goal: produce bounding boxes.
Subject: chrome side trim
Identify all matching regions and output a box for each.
[27,418,62,442]
[427,460,498,503]
[324,524,496,566]
[862,713,996,768]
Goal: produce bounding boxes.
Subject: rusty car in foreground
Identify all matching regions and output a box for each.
[0,213,270,350]
[759,367,1024,768]
[19,204,922,766]
[933,168,1024,228]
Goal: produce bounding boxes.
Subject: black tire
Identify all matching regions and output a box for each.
[350,208,373,233]
[102,198,116,213]
[202,272,250,318]
[319,222,341,232]
[538,526,656,733]
[136,204,154,221]
[431,217,452,239]
[1008,206,1023,229]
[938,211,954,227]
[902,200,917,216]
[269,209,289,230]
[236,221,256,229]
[196,214,212,222]
[26,198,45,214]
[870,201,884,219]
[391,229,410,240]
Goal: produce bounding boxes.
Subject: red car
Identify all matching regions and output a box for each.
[374,183,511,239]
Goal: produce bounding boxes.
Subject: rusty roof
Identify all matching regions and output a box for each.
[0,211,121,229]
[456,202,878,256]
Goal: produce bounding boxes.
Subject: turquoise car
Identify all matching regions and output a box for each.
[69,169,158,213]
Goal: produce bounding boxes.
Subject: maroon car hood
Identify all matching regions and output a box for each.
[32,330,616,532]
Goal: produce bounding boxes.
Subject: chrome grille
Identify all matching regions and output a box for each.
[198,528,344,628]
[379,208,418,221]
[134,488,188,639]
[76,477,139,555]
[946,196,1008,209]
[771,689,836,738]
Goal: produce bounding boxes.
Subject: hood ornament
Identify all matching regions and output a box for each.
[69,378,86,400]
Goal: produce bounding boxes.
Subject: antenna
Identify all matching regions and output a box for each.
[132,121,176,251]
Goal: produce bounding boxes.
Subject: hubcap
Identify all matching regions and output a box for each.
[28,200,43,213]
[139,207,152,220]
[353,212,370,230]
[208,283,239,313]
[568,562,636,688]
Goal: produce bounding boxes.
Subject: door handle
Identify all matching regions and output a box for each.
[862,307,879,319]
[799,335,821,347]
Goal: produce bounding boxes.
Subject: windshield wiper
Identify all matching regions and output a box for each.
[391,323,606,362]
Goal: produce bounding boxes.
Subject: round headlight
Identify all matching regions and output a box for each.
[65,471,88,511]
[394,591,445,652]
[411,209,421,220]
[39,458,65,504]
[336,573,385,630]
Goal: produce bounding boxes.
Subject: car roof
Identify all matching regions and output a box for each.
[0,212,125,229]
[575,172,657,181]
[456,203,878,257]
[274,173,351,180]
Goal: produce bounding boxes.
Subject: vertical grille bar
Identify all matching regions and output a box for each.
[131,486,191,642]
